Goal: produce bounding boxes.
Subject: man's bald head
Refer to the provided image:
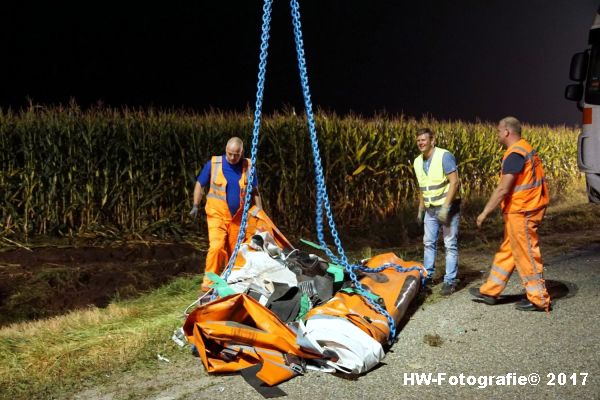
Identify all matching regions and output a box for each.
[225,137,244,165]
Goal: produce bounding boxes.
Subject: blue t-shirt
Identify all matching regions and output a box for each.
[197,155,259,216]
[502,153,525,174]
[422,148,457,175]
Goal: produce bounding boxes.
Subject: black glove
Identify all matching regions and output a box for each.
[417,207,425,226]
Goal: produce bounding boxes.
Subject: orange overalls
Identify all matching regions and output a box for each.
[479,139,551,311]
[203,156,251,288]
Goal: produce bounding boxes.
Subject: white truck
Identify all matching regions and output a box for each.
[565,6,600,203]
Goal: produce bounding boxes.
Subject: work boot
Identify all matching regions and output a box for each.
[515,299,548,312]
[440,282,456,296]
[419,277,433,296]
[469,287,497,305]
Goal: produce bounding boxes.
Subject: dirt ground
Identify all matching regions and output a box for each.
[1,215,599,329]
[0,243,205,326]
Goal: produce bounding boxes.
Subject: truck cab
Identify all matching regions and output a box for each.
[566,6,600,203]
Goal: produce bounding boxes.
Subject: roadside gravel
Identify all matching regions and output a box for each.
[75,244,600,400]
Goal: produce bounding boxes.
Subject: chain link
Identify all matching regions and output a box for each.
[218,0,424,342]
[289,0,425,341]
[221,0,272,282]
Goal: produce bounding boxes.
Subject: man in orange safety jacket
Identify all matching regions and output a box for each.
[471,116,551,312]
[189,137,262,291]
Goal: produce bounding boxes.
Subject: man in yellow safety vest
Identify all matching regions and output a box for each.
[413,128,461,295]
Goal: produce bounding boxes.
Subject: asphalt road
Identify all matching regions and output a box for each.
[76,244,600,400]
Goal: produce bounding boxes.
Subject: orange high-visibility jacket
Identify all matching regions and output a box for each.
[205,156,251,218]
[501,139,549,213]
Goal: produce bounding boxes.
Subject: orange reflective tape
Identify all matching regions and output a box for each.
[583,107,592,125]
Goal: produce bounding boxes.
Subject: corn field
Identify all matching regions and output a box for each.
[0,105,581,240]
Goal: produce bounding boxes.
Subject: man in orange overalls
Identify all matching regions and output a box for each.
[471,116,551,312]
[189,137,262,291]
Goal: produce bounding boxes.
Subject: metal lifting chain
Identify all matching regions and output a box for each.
[288,0,399,341]
[220,0,424,341]
[221,0,272,281]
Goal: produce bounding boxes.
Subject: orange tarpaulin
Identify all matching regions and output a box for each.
[305,252,425,343]
[183,293,320,386]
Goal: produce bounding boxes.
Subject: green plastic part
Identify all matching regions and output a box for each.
[340,287,381,303]
[206,272,236,297]
[296,293,311,321]
[326,263,345,282]
[299,238,326,251]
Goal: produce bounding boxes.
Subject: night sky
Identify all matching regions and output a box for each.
[1,1,598,125]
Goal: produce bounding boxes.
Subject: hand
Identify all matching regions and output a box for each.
[438,205,450,224]
[476,212,486,228]
[189,205,199,219]
[416,208,425,226]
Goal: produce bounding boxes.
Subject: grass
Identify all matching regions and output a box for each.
[0,276,200,399]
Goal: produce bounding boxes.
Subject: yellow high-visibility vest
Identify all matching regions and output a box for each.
[413,147,450,207]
